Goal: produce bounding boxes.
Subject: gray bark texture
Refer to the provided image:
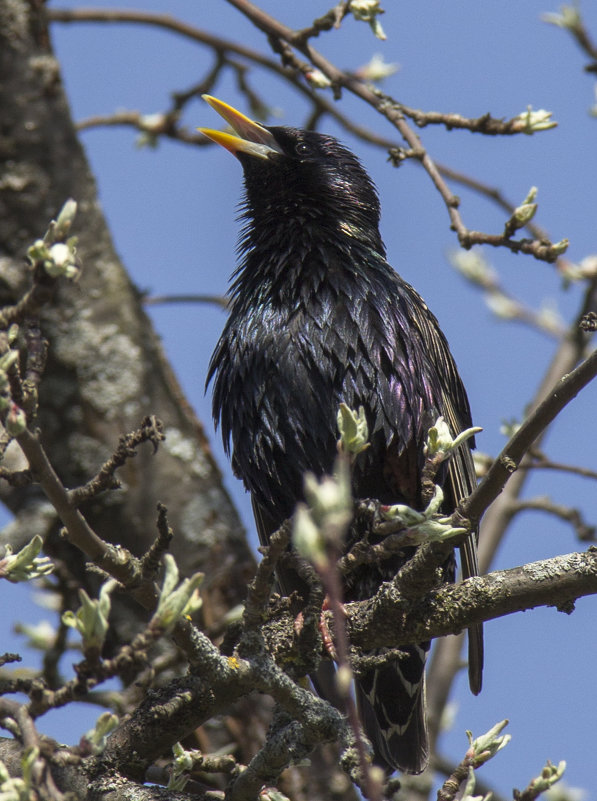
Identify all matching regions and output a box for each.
[0,0,253,621]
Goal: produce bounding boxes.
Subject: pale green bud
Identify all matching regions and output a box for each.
[48,243,70,268]
[172,742,194,773]
[533,760,566,791]
[14,620,57,651]
[294,457,353,563]
[305,69,332,89]
[513,203,537,227]
[460,766,478,801]
[168,742,192,791]
[486,292,520,320]
[140,113,167,133]
[425,416,481,460]
[44,239,80,280]
[82,712,119,755]
[542,7,581,30]
[27,239,48,265]
[510,186,538,230]
[53,198,77,240]
[449,249,495,288]
[515,106,557,134]
[154,554,203,631]
[381,501,426,528]
[303,457,352,531]
[0,750,37,797]
[551,238,569,256]
[349,0,387,40]
[62,579,117,653]
[0,534,54,583]
[293,503,328,568]
[22,747,38,783]
[467,719,511,765]
[500,419,521,438]
[537,301,564,335]
[472,451,492,478]
[260,790,292,801]
[356,53,399,82]
[577,255,597,279]
[0,349,19,373]
[337,403,369,455]
[381,486,467,544]
[222,603,245,625]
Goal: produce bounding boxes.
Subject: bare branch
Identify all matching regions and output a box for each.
[144,293,229,309]
[525,448,597,482]
[509,496,595,542]
[68,416,165,506]
[346,548,597,652]
[14,427,157,608]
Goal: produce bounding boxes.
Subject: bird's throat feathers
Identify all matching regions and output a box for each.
[232,220,388,308]
[232,192,387,305]
[226,127,389,303]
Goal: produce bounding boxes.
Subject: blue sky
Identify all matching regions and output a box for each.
[2,1,597,796]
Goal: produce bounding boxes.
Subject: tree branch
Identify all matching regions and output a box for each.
[346,547,597,651]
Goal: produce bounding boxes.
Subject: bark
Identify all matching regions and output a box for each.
[0,0,252,622]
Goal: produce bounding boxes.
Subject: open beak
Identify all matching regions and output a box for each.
[199,95,284,160]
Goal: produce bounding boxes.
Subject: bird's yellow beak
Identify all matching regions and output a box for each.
[199,95,283,160]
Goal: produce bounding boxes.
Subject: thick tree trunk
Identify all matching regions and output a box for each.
[0,0,253,621]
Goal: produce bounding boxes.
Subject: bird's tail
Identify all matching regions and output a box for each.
[356,643,429,774]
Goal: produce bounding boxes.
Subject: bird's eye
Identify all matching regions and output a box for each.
[294,141,312,157]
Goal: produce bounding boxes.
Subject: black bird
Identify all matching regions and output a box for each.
[200,96,483,775]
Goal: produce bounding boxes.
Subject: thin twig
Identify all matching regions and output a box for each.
[508,496,595,542]
[524,448,597,482]
[29,623,159,719]
[14,427,156,608]
[242,523,290,630]
[68,415,164,506]
[144,293,229,309]
[141,503,175,580]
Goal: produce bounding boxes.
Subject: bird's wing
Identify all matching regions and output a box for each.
[400,280,484,694]
[443,399,484,695]
[251,493,276,550]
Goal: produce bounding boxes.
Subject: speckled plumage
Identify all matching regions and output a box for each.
[206,123,482,774]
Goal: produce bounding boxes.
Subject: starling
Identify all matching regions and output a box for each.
[200,96,483,775]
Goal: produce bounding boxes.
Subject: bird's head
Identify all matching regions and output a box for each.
[199,96,383,253]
